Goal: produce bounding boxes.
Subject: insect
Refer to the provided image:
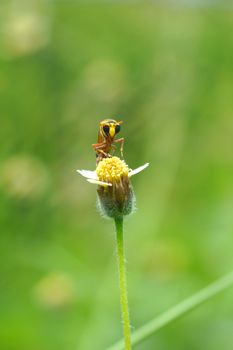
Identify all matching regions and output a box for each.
[92,119,124,162]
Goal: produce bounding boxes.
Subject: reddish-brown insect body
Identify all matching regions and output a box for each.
[92,119,124,163]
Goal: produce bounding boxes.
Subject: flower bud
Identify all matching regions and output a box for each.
[96,157,135,219]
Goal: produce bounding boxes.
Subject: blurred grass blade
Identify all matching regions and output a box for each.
[107,271,233,350]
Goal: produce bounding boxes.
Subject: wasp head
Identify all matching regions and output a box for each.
[100,119,122,139]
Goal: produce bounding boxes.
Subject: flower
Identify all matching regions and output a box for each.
[77,156,149,218]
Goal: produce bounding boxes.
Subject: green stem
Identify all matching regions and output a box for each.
[107,270,233,350]
[115,217,131,350]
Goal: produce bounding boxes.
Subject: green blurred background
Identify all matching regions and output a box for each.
[1,1,233,349]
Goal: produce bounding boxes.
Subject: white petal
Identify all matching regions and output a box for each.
[129,163,149,177]
[77,169,97,180]
[87,179,112,187]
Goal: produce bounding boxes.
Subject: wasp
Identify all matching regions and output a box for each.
[92,119,124,162]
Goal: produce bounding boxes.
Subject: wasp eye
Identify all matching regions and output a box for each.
[115,124,121,134]
[103,125,110,134]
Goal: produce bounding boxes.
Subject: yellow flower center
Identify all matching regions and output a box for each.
[96,156,129,183]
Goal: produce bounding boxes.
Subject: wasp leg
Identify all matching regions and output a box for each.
[95,149,110,165]
[98,149,111,158]
[92,142,112,159]
[114,137,124,158]
[92,141,106,151]
[92,142,108,156]
[111,144,117,155]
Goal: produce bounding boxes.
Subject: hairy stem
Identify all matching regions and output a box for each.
[107,270,233,350]
[115,217,131,350]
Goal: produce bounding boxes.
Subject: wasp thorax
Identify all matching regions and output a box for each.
[96,157,135,219]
